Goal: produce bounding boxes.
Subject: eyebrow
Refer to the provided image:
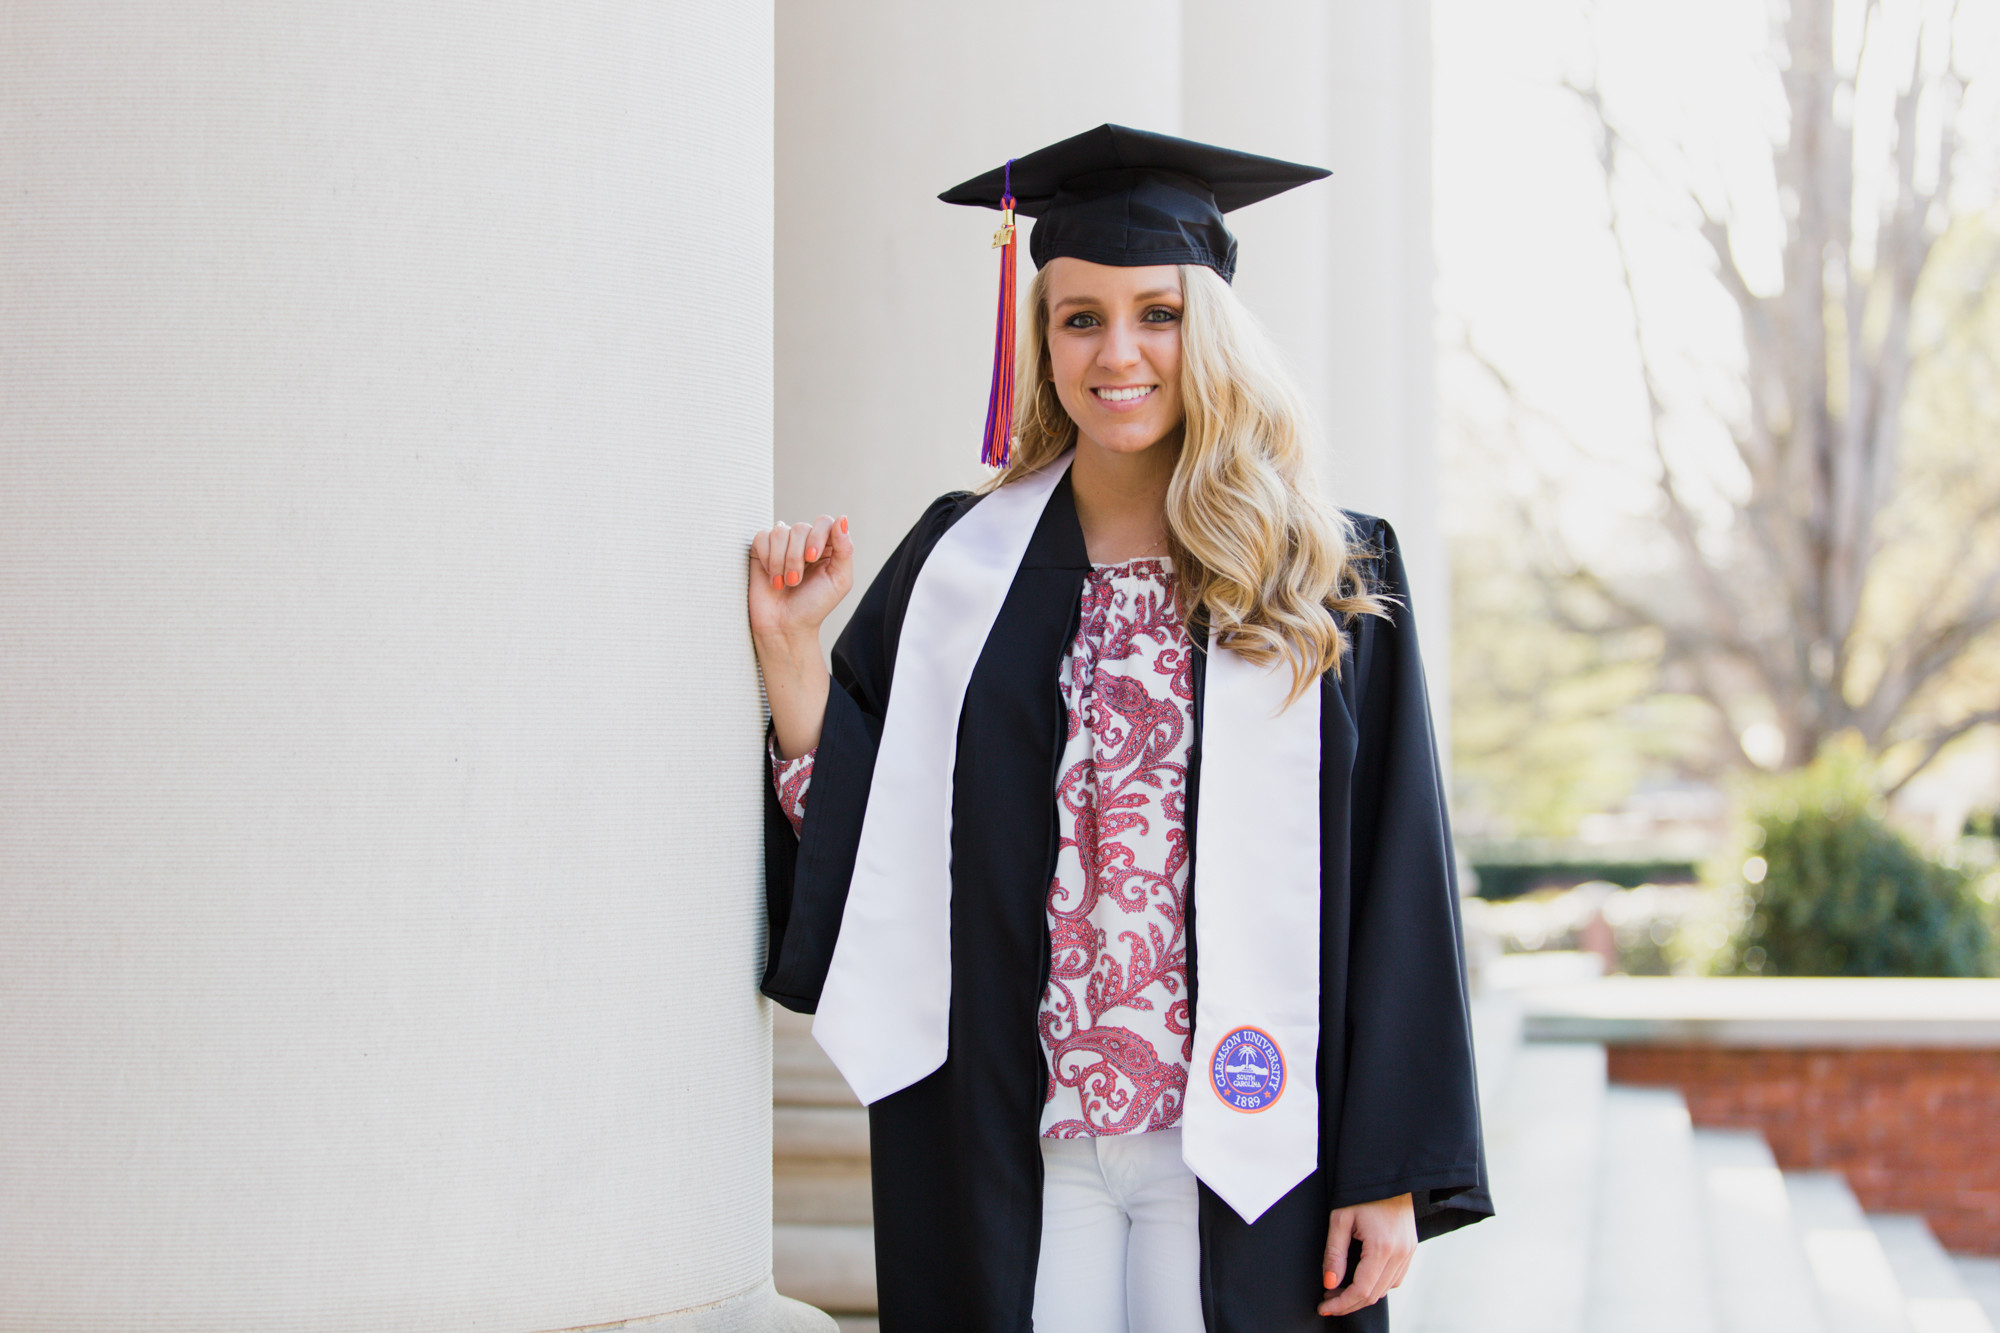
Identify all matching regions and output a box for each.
[1051,287,1184,312]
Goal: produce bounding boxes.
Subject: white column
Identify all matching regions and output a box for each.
[1182,1,1337,443]
[1184,0,1450,747]
[775,0,1182,643]
[0,4,823,1331]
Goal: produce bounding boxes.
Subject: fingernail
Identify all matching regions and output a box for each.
[839,517,849,533]
[786,571,800,586]
[1324,1272,1337,1288]
[806,547,818,561]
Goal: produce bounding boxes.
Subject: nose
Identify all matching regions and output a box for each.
[1096,317,1142,372]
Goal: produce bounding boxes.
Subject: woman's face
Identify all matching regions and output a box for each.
[1041,258,1186,458]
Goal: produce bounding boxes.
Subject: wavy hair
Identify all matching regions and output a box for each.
[992,262,1388,701]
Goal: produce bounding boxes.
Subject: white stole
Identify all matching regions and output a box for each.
[1179,631,1321,1223]
[812,454,1074,1104]
[811,451,1321,1224]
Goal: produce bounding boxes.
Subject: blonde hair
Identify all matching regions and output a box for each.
[993,262,1388,701]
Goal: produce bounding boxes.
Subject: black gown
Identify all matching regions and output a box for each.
[762,472,1491,1332]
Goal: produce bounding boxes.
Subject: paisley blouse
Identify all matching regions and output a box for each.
[770,558,1194,1138]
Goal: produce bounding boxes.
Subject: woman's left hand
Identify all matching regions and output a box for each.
[1317,1192,1416,1317]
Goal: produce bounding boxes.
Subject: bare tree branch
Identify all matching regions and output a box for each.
[1477,0,2000,792]
[1883,706,2000,797]
[1566,75,1802,705]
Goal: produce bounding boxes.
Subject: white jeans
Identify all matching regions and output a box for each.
[1033,1127,1205,1333]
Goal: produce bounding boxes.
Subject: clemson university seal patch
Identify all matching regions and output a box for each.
[1209,1026,1285,1112]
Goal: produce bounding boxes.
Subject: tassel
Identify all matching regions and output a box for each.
[981,163,1018,469]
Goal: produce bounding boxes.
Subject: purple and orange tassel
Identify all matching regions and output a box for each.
[981,161,1018,469]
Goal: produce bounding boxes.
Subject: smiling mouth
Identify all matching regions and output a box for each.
[1093,386,1156,403]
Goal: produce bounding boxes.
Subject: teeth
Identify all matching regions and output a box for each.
[1095,386,1154,402]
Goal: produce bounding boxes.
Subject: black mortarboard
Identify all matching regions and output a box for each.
[939,124,1330,282]
[941,125,1330,467]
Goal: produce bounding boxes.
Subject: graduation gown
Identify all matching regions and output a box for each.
[761,472,1491,1332]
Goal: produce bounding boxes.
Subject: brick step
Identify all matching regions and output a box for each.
[1867,1214,1997,1333]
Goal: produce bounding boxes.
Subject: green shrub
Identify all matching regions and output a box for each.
[1715,745,1996,977]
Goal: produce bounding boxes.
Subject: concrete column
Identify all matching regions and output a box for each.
[0,4,824,1330]
[1184,0,1449,729]
[1181,1,1338,451]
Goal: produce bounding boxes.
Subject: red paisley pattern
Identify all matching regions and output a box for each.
[766,558,1196,1141]
[1039,558,1193,1138]
[770,737,813,836]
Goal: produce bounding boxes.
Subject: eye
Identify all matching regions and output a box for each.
[1063,312,1101,329]
[1142,306,1181,324]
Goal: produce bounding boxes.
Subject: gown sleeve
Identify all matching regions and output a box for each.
[1326,517,1492,1241]
[759,491,977,1013]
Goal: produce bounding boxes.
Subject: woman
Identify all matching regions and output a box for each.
[748,126,1488,1332]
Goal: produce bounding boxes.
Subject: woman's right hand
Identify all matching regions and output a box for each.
[748,514,853,644]
[748,514,853,760]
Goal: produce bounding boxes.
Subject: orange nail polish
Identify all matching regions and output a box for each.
[839,517,849,534]
[806,547,818,561]
[787,570,800,586]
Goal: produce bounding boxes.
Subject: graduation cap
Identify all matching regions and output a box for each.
[941,124,1331,466]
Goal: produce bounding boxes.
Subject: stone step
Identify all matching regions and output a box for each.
[1692,1129,1828,1333]
[1868,1215,1997,1333]
[775,1006,862,1107]
[1956,1257,2000,1331]
[774,1223,876,1317]
[775,1156,873,1228]
[1785,1172,1912,1333]
[774,1104,873,1226]
[1467,985,1525,1126]
[1584,1086,1717,1333]
[772,1008,875,1311]
[776,1104,871,1159]
[1396,1041,1607,1333]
